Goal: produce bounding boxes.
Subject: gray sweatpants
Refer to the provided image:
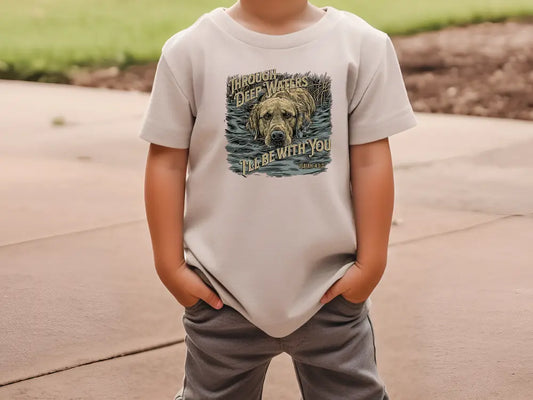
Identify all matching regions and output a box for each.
[174,266,390,400]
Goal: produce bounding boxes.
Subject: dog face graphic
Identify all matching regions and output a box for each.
[246,87,316,147]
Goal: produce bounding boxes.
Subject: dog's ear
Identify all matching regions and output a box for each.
[246,102,262,140]
[295,103,313,137]
[290,88,316,138]
[295,110,304,138]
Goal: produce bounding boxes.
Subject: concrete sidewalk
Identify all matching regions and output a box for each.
[0,79,531,400]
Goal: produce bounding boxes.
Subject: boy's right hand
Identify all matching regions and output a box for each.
[173,261,224,310]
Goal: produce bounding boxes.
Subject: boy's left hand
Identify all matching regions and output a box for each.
[320,260,374,304]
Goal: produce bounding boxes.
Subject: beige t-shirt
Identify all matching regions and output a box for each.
[139,5,418,338]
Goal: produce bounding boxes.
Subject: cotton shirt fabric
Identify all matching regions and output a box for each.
[139,5,418,338]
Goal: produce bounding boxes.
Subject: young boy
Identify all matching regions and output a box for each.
[139,1,417,399]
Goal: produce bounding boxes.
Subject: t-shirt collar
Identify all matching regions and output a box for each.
[208,5,342,49]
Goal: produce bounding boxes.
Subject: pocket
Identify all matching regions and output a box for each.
[330,294,369,322]
[184,298,204,312]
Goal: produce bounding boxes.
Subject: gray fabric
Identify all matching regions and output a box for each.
[173,272,389,400]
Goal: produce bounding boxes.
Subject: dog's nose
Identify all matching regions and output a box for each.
[271,130,285,143]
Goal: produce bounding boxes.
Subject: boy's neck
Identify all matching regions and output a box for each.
[225,0,324,30]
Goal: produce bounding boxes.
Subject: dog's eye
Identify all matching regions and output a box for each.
[262,112,272,120]
[282,111,293,119]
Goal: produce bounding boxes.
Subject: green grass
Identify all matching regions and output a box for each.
[1,0,532,82]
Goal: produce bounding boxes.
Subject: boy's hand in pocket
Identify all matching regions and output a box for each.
[170,261,224,310]
[320,260,374,304]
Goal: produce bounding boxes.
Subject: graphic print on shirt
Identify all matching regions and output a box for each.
[225,69,332,177]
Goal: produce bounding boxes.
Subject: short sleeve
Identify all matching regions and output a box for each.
[348,34,418,145]
[138,53,195,149]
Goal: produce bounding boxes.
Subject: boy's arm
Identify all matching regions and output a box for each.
[320,33,416,304]
[349,137,394,299]
[143,143,223,309]
[320,137,394,303]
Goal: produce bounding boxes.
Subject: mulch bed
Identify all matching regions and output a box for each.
[68,17,533,121]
